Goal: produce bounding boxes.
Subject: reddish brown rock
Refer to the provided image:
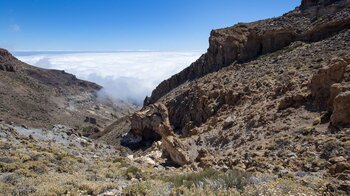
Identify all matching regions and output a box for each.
[310,58,347,110]
[278,92,308,110]
[329,83,350,111]
[331,91,350,126]
[329,161,350,175]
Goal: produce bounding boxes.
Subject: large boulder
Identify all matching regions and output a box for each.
[308,56,350,126]
[130,103,172,140]
[128,103,198,165]
[329,83,350,111]
[309,58,347,110]
[331,91,350,126]
[162,136,198,166]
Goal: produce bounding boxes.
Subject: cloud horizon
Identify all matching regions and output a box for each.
[16,51,202,105]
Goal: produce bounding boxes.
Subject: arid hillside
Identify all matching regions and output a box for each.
[1,0,350,195]
[0,49,135,130]
[117,0,350,194]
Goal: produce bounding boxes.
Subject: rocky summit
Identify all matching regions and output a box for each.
[1,0,350,195]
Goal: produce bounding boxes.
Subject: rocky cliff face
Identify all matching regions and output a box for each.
[146,0,350,105]
[301,0,344,9]
[122,0,350,194]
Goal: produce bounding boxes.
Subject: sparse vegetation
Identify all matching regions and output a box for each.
[299,126,315,135]
[162,168,251,191]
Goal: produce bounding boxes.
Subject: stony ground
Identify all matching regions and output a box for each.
[0,121,330,195]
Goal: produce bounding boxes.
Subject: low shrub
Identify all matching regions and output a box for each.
[162,168,251,191]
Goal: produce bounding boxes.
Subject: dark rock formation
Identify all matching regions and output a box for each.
[0,49,16,72]
[0,49,16,61]
[300,0,344,9]
[84,117,97,125]
[0,64,15,72]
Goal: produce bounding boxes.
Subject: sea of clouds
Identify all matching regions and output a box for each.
[16,51,202,105]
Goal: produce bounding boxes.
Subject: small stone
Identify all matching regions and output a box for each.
[296,171,307,177]
[279,169,290,177]
[329,156,346,164]
[223,116,235,130]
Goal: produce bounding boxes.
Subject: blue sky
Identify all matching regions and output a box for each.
[0,0,300,51]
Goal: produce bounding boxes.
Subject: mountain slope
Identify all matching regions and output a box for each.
[0,49,134,129]
[120,0,350,194]
[145,0,350,105]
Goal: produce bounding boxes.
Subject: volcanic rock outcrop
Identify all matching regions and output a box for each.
[301,0,344,9]
[309,58,348,110]
[331,91,350,126]
[127,103,198,165]
[0,49,16,72]
[308,56,350,127]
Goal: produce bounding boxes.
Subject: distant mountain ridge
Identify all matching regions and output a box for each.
[0,48,134,129]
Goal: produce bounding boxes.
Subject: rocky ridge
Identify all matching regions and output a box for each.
[146,0,350,105]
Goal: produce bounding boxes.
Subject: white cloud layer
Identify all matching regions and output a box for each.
[17,52,202,104]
